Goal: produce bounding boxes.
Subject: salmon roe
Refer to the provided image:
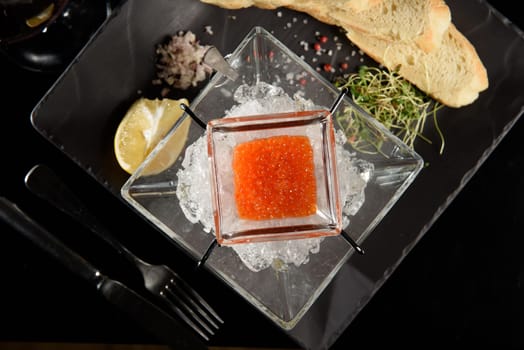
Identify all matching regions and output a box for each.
[232,135,317,220]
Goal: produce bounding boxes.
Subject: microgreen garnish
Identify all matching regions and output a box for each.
[334,66,445,154]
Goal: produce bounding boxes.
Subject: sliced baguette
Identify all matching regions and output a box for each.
[327,0,451,53]
[200,0,450,52]
[198,0,287,10]
[344,24,489,107]
[200,0,488,107]
[199,0,380,11]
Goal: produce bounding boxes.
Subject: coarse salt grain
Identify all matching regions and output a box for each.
[204,25,214,35]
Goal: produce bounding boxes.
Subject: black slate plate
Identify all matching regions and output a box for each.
[30,1,524,348]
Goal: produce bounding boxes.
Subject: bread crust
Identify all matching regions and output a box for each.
[415,0,451,52]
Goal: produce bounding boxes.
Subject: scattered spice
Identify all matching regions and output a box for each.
[204,25,214,35]
[318,35,328,43]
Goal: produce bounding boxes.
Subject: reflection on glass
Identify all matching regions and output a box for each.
[0,0,70,44]
[0,0,112,72]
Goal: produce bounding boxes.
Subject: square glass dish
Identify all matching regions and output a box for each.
[207,110,341,245]
[121,26,424,329]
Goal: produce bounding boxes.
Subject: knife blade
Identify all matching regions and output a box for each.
[0,196,207,350]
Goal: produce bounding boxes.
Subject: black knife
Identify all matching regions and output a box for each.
[0,196,207,350]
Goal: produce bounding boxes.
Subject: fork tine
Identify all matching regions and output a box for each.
[163,283,216,336]
[159,289,211,341]
[167,278,220,330]
[169,270,224,325]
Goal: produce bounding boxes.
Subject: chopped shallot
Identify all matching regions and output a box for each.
[153,31,212,91]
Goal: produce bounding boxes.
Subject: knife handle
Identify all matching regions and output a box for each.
[1,196,208,350]
[0,196,103,286]
[24,164,139,266]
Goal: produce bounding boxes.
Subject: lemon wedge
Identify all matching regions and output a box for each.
[26,3,55,28]
[114,97,191,175]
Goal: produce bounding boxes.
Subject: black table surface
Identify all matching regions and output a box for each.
[1,1,523,349]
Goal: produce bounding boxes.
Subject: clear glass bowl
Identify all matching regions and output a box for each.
[121,26,424,330]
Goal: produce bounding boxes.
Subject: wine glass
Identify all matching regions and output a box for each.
[0,0,114,72]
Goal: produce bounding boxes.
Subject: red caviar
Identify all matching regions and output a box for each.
[232,135,317,220]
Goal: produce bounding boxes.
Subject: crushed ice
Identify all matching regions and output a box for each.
[176,82,373,272]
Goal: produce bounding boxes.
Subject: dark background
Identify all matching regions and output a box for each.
[1,1,523,349]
